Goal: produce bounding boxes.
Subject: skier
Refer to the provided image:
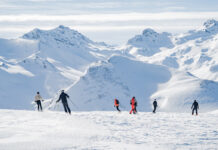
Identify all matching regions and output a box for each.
[153,99,158,113]
[56,90,71,114]
[114,98,120,112]
[191,100,199,115]
[35,91,43,111]
[129,96,137,114]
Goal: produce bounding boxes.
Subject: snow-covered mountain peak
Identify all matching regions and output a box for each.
[22,25,94,47]
[23,25,82,39]
[142,28,157,36]
[22,28,42,40]
[56,25,70,30]
[203,19,218,29]
[126,28,174,56]
[177,19,218,44]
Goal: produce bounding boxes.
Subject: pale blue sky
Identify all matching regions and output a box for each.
[0,0,218,44]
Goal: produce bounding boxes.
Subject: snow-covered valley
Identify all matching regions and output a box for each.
[0,110,217,150]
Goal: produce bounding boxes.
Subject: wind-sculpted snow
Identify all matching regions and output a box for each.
[0,110,218,150]
[64,56,171,111]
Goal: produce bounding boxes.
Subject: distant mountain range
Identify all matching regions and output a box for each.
[0,20,218,112]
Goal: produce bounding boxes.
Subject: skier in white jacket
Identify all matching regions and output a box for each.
[35,92,43,111]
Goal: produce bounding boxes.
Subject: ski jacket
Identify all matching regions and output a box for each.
[57,92,69,103]
[114,99,119,106]
[153,101,157,107]
[35,94,42,102]
[192,102,199,109]
[130,97,135,106]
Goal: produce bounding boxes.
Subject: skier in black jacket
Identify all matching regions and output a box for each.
[191,100,199,115]
[153,99,158,113]
[56,90,71,114]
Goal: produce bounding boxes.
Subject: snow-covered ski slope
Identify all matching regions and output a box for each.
[0,110,217,150]
[0,19,218,111]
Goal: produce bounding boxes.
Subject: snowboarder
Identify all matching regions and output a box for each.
[191,100,199,115]
[56,90,71,114]
[35,91,43,111]
[114,99,120,112]
[153,99,158,113]
[129,97,137,114]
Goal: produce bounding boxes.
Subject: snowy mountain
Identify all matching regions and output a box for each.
[0,26,118,109]
[58,56,171,112]
[0,20,218,112]
[177,19,218,44]
[126,28,174,56]
[22,25,117,71]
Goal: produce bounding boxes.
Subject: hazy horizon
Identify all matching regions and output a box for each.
[1,0,218,44]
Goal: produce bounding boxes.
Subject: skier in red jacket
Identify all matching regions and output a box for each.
[129,96,137,114]
[114,99,120,112]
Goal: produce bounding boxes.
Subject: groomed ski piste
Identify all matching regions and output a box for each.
[0,109,218,150]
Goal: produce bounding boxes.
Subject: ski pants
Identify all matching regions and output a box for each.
[115,106,120,112]
[135,106,137,113]
[153,106,157,113]
[130,105,136,114]
[36,100,42,111]
[62,101,71,114]
[192,108,198,115]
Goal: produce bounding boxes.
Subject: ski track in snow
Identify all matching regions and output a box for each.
[0,110,217,150]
